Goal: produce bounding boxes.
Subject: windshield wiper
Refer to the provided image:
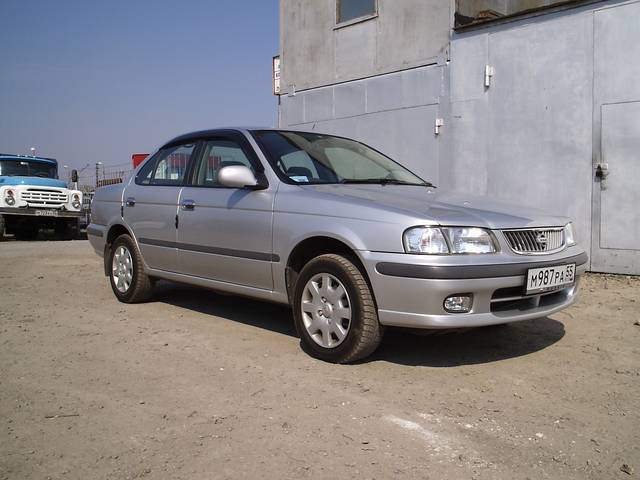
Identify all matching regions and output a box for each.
[339,178,435,187]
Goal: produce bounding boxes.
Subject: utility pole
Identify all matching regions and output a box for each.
[95,162,102,188]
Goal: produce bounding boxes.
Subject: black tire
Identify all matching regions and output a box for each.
[14,225,39,241]
[293,254,383,363]
[108,234,154,303]
[0,215,5,241]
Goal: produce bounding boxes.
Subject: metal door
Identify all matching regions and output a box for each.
[123,142,197,272]
[176,136,275,290]
[591,1,640,274]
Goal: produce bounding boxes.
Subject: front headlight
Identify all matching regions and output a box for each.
[404,226,497,254]
[403,227,449,254]
[4,189,15,206]
[71,193,81,210]
[564,222,576,246]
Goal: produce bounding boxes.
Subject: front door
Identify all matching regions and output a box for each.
[591,1,640,274]
[123,142,196,272]
[176,135,275,290]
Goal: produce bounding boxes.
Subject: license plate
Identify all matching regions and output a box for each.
[35,209,58,217]
[526,263,575,294]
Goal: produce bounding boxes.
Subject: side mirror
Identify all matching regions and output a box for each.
[218,165,265,189]
[71,169,78,183]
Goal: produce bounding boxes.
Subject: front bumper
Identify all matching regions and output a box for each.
[361,247,588,329]
[0,207,82,218]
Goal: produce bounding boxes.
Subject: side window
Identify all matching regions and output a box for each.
[136,156,156,185]
[150,144,194,185]
[192,139,254,187]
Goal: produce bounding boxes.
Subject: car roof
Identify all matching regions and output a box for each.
[161,127,327,148]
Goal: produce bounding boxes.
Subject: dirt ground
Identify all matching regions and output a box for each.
[1,241,638,480]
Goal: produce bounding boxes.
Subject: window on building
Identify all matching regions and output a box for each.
[337,0,376,24]
[455,0,595,28]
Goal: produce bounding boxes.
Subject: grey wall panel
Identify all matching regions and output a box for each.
[450,34,488,103]
[304,87,334,123]
[280,93,305,126]
[280,0,335,93]
[335,20,378,81]
[376,0,451,71]
[334,82,367,118]
[448,99,490,195]
[366,73,404,113]
[279,0,451,92]
[401,67,443,108]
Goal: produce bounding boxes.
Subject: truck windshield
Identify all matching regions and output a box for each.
[253,130,431,186]
[0,160,57,179]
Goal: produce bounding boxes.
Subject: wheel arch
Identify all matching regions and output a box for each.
[103,223,134,276]
[285,235,372,304]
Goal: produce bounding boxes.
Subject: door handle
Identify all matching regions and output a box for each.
[125,197,136,207]
[595,163,609,180]
[181,199,195,211]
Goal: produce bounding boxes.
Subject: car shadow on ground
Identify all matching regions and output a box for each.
[153,281,297,337]
[152,281,565,367]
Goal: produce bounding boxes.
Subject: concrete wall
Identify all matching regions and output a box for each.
[279,0,451,93]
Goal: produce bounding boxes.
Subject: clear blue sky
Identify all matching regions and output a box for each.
[0,0,279,171]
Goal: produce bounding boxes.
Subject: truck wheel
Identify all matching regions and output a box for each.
[293,254,383,363]
[14,225,39,241]
[108,234,153,303]
[0,215,5,241]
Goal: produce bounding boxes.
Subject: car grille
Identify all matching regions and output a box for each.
[20,189,67,207]
[502,228,565,254]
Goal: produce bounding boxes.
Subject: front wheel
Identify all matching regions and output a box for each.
[293,254,383,363]
[108,234,154,303]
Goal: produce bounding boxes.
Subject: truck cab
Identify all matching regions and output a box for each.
[0,154,83,240]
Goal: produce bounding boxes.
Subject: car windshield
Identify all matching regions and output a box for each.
[0,159,57,178]
[254,130,431,186]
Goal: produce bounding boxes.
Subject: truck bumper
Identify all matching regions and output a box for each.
[0,207,82,218]
[361,248,588,329]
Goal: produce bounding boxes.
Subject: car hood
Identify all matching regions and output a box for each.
[304,184,568,229]
[0,176,67,188]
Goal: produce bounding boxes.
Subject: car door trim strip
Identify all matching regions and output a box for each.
[376,252,588,279]
[138,237,280,263]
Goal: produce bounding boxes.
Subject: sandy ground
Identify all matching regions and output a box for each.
[0,240,638,480]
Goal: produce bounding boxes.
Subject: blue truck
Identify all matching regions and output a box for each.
[0,154,83,240]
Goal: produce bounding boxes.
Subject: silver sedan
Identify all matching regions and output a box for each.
[88,128,587,363]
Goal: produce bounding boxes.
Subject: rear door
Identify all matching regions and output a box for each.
[176,133,275,290]
[123,142,197,272]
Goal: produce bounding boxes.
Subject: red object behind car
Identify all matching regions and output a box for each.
[132,154,149,168]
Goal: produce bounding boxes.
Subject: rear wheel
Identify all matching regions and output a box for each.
[108,234,153,303]
[0,215,5,241]
[293,254,383,363]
